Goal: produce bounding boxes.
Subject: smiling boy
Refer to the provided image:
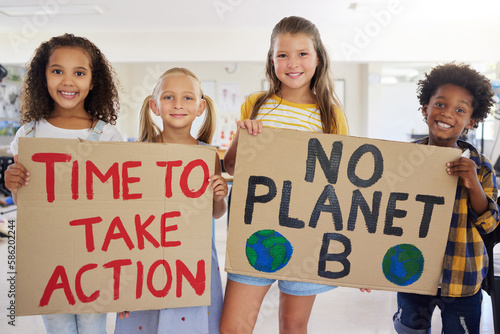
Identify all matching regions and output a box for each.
[393,63,499,334]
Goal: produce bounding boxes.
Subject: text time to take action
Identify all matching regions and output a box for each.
[16,138,216,316]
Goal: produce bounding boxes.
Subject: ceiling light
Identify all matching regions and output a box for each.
[0,5,102,17]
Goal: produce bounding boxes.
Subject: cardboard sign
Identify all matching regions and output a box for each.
[226,128,462,295]
[15,138,215,316]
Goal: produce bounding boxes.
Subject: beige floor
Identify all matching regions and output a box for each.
[0,207,498,334]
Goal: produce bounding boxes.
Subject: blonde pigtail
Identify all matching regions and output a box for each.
[197,95,217,144]
[138,95,161,143]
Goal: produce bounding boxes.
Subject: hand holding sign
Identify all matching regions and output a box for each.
[4,155,30,198]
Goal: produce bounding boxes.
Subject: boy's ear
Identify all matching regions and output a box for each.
[422,105,428,117]
[466,118,477,130]
[197,99,207,117]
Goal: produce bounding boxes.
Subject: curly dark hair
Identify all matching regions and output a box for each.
[417,63,494,128]
[20,33,119,125]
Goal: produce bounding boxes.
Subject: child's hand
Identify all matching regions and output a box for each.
[223,119,263,177]
[4,155,30,194]
[446,157,480,190]
[237,119,263,136]
[117,311,129,319]
[210,174,228,202]
[359,288,372,293]
[447,151,489,216]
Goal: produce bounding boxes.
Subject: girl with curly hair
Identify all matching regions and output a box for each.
[5,33,122,334]
[19,33,119,126]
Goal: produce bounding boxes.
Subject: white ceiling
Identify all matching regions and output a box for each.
[1,0,500,64]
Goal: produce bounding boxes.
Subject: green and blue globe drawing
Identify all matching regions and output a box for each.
[382,244,424,286]
[246,230,293,273]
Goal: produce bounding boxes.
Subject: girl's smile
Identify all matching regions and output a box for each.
[169,113,188,118]
[59,91,78,98]
[286,72,304,78]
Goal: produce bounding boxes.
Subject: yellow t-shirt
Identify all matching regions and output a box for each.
[240,93,348,135]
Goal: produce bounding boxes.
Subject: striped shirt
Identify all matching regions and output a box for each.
[240,94,348,135]
[415,137,499,297]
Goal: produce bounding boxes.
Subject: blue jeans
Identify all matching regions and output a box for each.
[393,289,482,334]
[227,273,336,296]
[42,313,107,334]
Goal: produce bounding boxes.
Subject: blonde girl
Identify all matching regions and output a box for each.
[115,67,227,334]
[221,16,350,334]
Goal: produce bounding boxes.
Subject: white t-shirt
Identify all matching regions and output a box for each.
[10,119,123,155]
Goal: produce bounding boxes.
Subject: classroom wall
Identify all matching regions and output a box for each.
[3,60,498,161]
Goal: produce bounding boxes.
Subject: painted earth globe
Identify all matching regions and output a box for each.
[382,244,424,286]
[246,229,293,273]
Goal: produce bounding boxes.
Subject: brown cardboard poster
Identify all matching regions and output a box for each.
[15,138,215,316]
[226,128,462,295]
